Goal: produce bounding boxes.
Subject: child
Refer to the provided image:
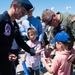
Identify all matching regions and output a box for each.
[41,31,72,75]
[23,28,42,75]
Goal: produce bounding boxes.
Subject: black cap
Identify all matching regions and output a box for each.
[17,0,33,11]
[36,16,41,20]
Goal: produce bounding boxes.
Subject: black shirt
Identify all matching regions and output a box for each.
[0,11,35,60]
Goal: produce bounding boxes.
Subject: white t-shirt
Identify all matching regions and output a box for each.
[25,40,41,70]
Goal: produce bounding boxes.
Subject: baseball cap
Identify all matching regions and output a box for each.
[50,32,70,44]
[17,0,33,11]
[36,16,41,20]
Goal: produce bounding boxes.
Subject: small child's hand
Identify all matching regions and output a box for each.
[35,48,44,56]
[41,57,46,63]
[45,57,51,63]
[41,57,51,64]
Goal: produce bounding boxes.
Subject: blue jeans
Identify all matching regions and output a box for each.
[39,62,43,72]
[27,67,39,75]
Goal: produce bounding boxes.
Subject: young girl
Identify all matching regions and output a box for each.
[23,28,42,75]
[41,31,72,75]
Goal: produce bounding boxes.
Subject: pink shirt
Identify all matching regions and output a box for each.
[51,51,71,75]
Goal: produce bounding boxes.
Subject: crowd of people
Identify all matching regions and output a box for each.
[0,0,75,75]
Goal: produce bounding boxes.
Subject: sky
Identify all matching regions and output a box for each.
[0,0,75,21]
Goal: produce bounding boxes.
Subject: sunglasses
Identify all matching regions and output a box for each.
[21,10,27,15]
[47,16,53,25]
[20,6,27,15]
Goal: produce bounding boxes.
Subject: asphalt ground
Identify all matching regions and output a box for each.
[16,50,75,75]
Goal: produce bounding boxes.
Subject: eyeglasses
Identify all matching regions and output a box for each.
[47,16,53,25]
[27,10,33,14]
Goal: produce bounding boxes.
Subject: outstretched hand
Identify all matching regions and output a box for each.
[35,48,44,56]
[41,57,46,63]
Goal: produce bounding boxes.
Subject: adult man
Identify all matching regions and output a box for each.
[42,9,75,75]
[42,9,75,49]
[0,0,42,75]
[22,7,44,42]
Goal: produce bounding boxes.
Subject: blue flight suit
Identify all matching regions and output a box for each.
[0,11,35,75]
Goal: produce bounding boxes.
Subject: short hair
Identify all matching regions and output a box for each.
[10,0,22,8]
[57,41,70,50]
[27,28,36,36]
[42,9,54,22]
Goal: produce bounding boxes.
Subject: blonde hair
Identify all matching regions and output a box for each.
[42,9,54,22]
[27,28,37,36]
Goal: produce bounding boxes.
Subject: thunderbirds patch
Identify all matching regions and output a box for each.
[4,23,11,36]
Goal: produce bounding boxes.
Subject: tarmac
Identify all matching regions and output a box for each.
[16,50,75,75]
